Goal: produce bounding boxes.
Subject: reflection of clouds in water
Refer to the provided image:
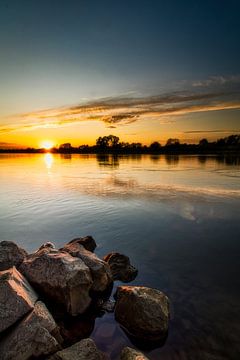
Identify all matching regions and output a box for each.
[178,203,196,221]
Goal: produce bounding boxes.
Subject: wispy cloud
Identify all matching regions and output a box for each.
[184,130,240,134]
[1,77,240,134]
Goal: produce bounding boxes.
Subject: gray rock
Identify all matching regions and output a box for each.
[61,242,112,292]
[48,338,107,360]
[0,301,61,360]
[115,286,170,342]
[0,241,27,271]
[120,347,150,360]
[19,246,93,316]
[103,252,138,282]
[68,236,97,252]
[0,267,38,334]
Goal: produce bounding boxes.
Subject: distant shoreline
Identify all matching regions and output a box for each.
[0,148,240,155]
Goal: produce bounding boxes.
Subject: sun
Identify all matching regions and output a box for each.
[40,140,54,150]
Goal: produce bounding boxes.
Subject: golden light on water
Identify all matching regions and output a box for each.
[44,153,54,169]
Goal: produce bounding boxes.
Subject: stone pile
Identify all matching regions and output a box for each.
[0,237,170,360]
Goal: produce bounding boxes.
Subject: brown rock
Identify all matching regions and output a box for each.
[19,246,93,316]
[61,242,112,292]
[103,252,138,282]
[120,347,150,360]
[0,267,38,334]
[68,236,97,252]
[0,241,27,271]
[0,301,61,360]
[115,286,170,342]
[48,338,107,360]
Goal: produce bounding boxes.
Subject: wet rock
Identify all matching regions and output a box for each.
[19,246,93,316]
[0,241,27,271]
[68,236,97,252]
[97,298,115,313]
[115,286,170,342]
[61,242,112,292]
[120,347,150,360]
[48,338,107,360]
[0,301,61,360]
[0,267,38,334]
[103,252,138,282]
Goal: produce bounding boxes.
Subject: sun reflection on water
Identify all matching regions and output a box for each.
[44,153,54,170]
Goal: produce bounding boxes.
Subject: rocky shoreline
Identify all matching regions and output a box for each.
[0,237,170,360]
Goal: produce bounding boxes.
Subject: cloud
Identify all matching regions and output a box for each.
[184,130,240,134]
[0,142,23,149]
[1,77,240,134]
[192,75,240,88]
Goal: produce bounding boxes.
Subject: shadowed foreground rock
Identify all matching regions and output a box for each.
[120,347,150,360]
[61,241,113,292]
[0,301,61,360]
[115,286,170,342]
[0,241,27,271]
[68,236,97,252]
[0,267,38,334]
[20,246,93,316]
[103,252,138,282]
[48,338,107,360]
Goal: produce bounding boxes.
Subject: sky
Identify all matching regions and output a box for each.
[0,0,239,148]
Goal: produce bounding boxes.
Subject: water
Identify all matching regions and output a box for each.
[0,153,240,359]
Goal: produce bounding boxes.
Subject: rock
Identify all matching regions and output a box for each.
[103,252,138,282]
[19,246,93,316]
[39,242,56,250]
[97,299,115,313]
[0,267,38,334]
[0,301,61,360]
[68,236,97,252]
[120,347,150,360]
[61,242,112,292]
[115,286,170,342]
[48,338,107,360]
[0,241,27,271]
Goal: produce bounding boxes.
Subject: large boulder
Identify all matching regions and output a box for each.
[48,338,107,360]
[0,301,61,360]
[61,242,112,292]
[0,267,38,334]
[103,252,138,282]
[120,347,150,360]
[19,246,93,316]
[68,236,97,252]
[115,286,170,342]
[0,241,27,271]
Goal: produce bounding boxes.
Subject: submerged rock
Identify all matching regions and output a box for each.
[61,241,112,292]
[120,347,150,360]
[115,286,170,342]
[19,246,93,316]
[0,301,61,360]
[68,236,97,253]
[0,241,27,271]
[103,252,138,282]
[48,338,107,360]
[0,267,38,334]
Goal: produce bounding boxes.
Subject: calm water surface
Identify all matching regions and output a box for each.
[0,153,240,359]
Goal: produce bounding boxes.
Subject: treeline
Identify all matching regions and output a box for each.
[1,134,240,154]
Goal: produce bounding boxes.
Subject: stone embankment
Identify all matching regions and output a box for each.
[0,237,170,360]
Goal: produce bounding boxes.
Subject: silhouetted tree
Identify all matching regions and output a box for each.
[166,138,180,146]
[199,138,209,146]
[96,135,119,148]
[149,141,161,151]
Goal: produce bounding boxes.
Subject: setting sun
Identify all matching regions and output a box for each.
[40,140,54,150]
